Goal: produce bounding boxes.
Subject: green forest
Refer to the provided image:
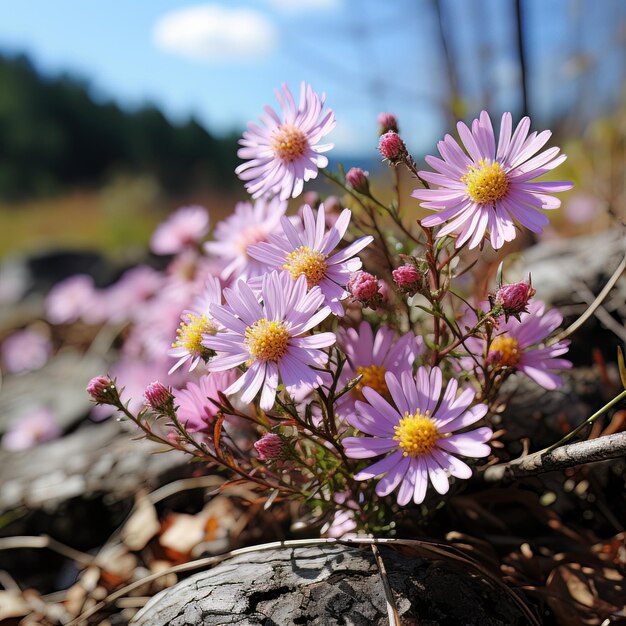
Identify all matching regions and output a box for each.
[0,53,240,201]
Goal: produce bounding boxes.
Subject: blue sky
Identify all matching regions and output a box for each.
[0,0,623,156]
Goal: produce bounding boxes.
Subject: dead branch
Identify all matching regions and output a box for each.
[482,431,626,483]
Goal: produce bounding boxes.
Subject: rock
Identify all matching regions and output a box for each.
[520,229,625,306]
[0,420,187,514]
[132,544,531,625]
[0,351,106,433]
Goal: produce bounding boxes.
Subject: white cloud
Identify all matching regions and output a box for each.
[266,0,341,12]
[153,5,277,63]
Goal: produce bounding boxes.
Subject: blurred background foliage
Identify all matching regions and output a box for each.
[0,0,624,257]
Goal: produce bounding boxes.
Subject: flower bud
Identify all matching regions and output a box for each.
[254,433,286,461]
[392,265,423,295]
[86,375,118,404]
[377,112,399,134]
[144,381,174,413]
[347,271,382,308]
[493,280,536,321]
[345,167,370,194]
[378,131,407,164]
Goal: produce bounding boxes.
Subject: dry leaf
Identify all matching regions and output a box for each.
[0,590,30,620]
[96,544,138,585]
[122,491,160,551]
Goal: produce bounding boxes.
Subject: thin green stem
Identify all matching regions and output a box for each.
[545,388,626,453]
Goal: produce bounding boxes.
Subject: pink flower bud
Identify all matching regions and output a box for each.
[254,433,285,461]
[144,381,173,412]
[347,271,381,307]
[86,375,116,404]
[345,167,370,194]
[377,279,390,304]
[393,265,423,294]
[377,112,399,134]
[378,131,407,163]
[494,280,536,320]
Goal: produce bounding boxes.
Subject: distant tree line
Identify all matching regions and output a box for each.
[0,53,240,201]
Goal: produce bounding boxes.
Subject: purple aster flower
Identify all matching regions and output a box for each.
[413,111,573,249]
[203,271,336,411]
[463,300,572,390]
[336,321,423,415]
[174,372,236,432]
[168,276,222,373]
[235,82,336,201]
[248,203,373,316]
[343,368,492,505]
[204,197,287,280]
[150,205,210,255]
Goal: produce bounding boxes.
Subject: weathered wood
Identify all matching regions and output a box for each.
[132,544,529,625]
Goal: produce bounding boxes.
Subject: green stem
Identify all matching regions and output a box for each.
[545,388,626,453]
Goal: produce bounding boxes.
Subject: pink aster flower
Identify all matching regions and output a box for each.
[204,197,287,280]
[463,300,572,390]
[1,328,51,374]
[413,111,573,249]
[174,372,236,432]
[248,204,373,316]
[3,407,60,450]
[235,82,336,201]
[46,274,100,324]
[168,276,222,373]
[104,265,163,323]
[150,206,210,255]
[336,321,423,415]
[203,271,336,411]
[343,368,492,505]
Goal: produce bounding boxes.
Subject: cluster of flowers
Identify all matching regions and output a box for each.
[83,83,572,533]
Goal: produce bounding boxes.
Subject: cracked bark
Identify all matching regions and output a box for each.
[132,545,530,625]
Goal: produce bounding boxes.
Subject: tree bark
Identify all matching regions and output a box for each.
[132,544,531,626]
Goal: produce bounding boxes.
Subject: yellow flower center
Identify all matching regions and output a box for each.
[271,124,308,163]
[173,313,217,355]
[244,318,290,362]
[489,335,522,367]
[461,159,509,204]
[354,365,389,400]
[394,412,440,457]
[283,246,328,288]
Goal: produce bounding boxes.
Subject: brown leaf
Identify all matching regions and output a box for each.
[121,491,160,551]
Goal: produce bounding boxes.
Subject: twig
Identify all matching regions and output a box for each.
[0,535,94,568]
[482,431,626,483]
[371,543,401,626]
[551,253,626,343]
[573,281,626,342]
